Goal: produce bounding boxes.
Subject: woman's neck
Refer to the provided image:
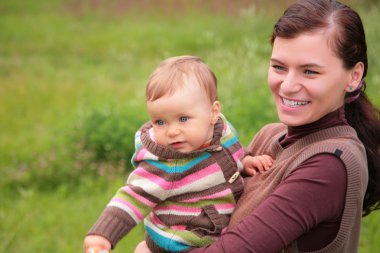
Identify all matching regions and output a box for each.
[280,107,348,148]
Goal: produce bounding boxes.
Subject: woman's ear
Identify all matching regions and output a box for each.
[211,101,221,124]
[346,62,364,92]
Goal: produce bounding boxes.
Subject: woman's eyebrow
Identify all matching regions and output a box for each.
[300,63,324,68]
[270,58,324,68]
[269,58,283,64]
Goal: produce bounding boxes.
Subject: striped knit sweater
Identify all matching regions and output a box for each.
[88,115,245,253]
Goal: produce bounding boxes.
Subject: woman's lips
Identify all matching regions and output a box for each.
[281,97,310,108]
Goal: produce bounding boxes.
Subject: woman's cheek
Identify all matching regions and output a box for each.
[267,72,279,92]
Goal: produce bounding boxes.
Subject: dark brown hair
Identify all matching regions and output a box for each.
[271,0,380,216]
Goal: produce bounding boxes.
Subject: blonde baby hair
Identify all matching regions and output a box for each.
[146,55,218,103]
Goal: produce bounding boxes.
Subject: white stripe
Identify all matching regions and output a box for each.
[224,125,232,136]
[154,209,202,216]
[217,208,235,214]
[107,202,140,223]
[143,151,159,160]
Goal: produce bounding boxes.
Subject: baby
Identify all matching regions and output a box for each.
[84,55,273,253]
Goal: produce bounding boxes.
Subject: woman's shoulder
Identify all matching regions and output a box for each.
[256,123,287,137]
[247,123,286,151]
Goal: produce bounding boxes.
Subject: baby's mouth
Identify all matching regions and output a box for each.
[170,141,184,148]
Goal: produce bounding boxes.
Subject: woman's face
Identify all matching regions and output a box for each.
[268,31,353,126]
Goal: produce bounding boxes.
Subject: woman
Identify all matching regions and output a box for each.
[136,0,380,252]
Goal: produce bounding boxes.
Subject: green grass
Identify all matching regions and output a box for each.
[1,0,380,252]
[0,179,145,252]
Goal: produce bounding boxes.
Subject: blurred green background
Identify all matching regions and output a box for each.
[1,0,379,252]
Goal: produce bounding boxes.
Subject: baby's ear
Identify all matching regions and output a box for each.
[211,101,221,124]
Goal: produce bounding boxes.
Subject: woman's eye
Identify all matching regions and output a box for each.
[304,69,319,75]
[272,65,285,71]
[179,116,188,122]
[155,120,165,125]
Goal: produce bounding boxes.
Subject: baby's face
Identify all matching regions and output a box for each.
[147,80,219,153]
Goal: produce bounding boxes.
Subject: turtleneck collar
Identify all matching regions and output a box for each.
[280,106,349,148]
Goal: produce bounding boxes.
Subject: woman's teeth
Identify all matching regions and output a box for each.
[283,98,309,107]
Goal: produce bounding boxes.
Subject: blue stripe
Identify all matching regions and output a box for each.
[222,136,238,148]
[135,133,143,149]
[145,225,190,252]
[136,142,143,149]
[146,152,211,174]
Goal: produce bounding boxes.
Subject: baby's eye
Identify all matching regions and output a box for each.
[179,116,188,122]
[155,119,165,126]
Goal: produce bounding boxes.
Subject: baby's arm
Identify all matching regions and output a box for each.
[243,154,274,176]
[84,174,159,251]
[83,235,111,253]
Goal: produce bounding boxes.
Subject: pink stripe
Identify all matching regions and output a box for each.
[149,128,155,140]
[155,205,201,213]
[182,189,232,203]
[122,186,156,207]
[232,148,244,161]
[171,225,186,230]
[136,148,148,161]
[112,197,144,220]
[214,203,236,210]
[154,203,235,212]
[150,213,165,226]
[134,163,221,190]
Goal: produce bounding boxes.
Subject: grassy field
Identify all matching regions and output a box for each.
[1,0,380,252]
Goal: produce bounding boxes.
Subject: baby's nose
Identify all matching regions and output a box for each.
[167,126,181,137]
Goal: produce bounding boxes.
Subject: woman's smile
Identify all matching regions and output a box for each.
[281,97,310,108]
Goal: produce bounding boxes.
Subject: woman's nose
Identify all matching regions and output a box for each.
[281,71,301,94]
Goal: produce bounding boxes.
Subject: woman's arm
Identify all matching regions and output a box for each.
[190,154,347,253]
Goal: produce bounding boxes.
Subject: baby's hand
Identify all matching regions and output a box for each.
[134,241,152,253]
[87,248,109,253]
[243,154,274,176]
[83,235,111,253]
